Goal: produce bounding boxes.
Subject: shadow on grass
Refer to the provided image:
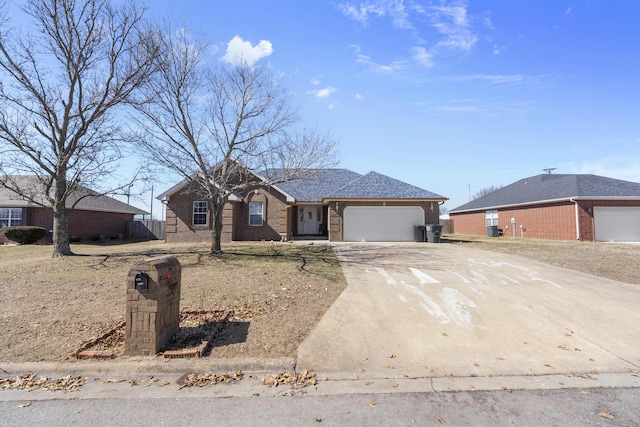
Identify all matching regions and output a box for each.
[209,321,250,355]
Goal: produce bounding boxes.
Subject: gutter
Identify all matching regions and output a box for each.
[570,198,580,240]
[449,196,640,214]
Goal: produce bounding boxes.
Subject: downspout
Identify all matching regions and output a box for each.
[570,198,580,240]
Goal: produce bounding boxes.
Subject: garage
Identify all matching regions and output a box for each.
[343,206,424,242]
[594,207,640,242]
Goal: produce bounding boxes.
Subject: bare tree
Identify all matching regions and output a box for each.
[472,185,503,200]
[0,0,158,257]
[134,28,337,254]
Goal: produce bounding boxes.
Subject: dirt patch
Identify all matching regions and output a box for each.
[0,241,346,363]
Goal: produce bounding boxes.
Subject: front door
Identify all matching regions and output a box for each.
[299,206,320,235]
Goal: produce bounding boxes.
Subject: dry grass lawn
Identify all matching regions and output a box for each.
[1,236,638,364]
[446,234,640,286]
[0,241,346,363]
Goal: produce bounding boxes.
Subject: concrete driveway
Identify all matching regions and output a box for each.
[296,243,640,380]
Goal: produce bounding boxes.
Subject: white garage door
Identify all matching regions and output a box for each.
[594,207,640,242]
[343,206,424,242]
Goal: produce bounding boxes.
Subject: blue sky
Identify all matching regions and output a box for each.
[5,1,639,215]
[111,1,640,213]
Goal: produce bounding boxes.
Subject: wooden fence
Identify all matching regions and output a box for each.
[128,220,165,240]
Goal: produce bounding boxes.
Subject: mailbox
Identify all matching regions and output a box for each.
[134,272,148,290]
[125,256,181,356]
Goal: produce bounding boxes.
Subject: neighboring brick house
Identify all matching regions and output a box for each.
[0,176,147,244]
[158,168,447,243]
[449,173,640,242]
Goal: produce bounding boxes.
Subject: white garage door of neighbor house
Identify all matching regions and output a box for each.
[594,207,640,242]
[343,206,424,242]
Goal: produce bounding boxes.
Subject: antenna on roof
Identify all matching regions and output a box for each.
[542,168,556,174]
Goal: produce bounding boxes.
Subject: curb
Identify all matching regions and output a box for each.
[1,357,297,377]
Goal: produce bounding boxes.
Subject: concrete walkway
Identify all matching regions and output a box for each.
[296,243,640,381]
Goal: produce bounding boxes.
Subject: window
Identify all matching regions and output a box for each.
[193,201,207,226]
[249,201,263,226]
[0,208,22,227]
[485,210,499,226]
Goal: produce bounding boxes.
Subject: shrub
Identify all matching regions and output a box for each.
[1,226,47,244]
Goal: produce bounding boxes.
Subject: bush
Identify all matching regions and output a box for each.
[1,226,47,244]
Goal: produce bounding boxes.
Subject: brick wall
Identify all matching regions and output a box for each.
[164,185,288,243]
[232,187,288,241]
[1,207,133,244]
[450,200,640,241]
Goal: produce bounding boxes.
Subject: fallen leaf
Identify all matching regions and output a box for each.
[260,371,316,389]
[580,390,591,395]
[390,354,397,359]
[438,417,447,424]
[16,403,31,408]
[598,412,614,420]
[383,365,395,369]
[365,381,374,386]
[366,402,376,409]
[508,418,513,423]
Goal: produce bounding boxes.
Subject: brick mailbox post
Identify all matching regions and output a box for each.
[125,256,181,356]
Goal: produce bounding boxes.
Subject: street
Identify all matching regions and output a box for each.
[2,386,639,426]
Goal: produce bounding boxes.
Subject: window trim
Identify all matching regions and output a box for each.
[0,208,23,227]
[485,209,499,227]
[249,201,263,226]
[192,201,208,226]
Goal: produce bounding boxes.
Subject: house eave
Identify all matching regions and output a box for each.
[449,196,640,214]
[322,197,448,203]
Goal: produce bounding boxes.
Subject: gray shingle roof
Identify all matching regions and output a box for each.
[268,169,445,201]
[0,176,147,214]
[325,171,446,199]
[272,169,364,202]
[450,174,640,212]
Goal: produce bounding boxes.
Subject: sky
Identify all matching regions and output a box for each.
[16,0,640,216]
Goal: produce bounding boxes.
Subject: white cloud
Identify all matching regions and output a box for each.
[451,74,526,84]
[221,35,273,66]
[337,0,413,29]
[355,93,365,101]
[314,86,337,100]
[338,1,486,72]
[336,2,385,25]
[356,54,407,73]
[411,46,434,68]
[429,4,478,52]
[566,7,572,15]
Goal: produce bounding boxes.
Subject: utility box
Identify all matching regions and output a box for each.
[125,256,181,356]
[487,225,500,237]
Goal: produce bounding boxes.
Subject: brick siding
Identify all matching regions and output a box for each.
[164,185,288,244]
[1,206,134,244]
[450,200,640,241]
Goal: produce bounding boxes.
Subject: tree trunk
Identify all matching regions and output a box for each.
[210,203,224,255]
[52,202,74,257]
[52,177,74,257]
